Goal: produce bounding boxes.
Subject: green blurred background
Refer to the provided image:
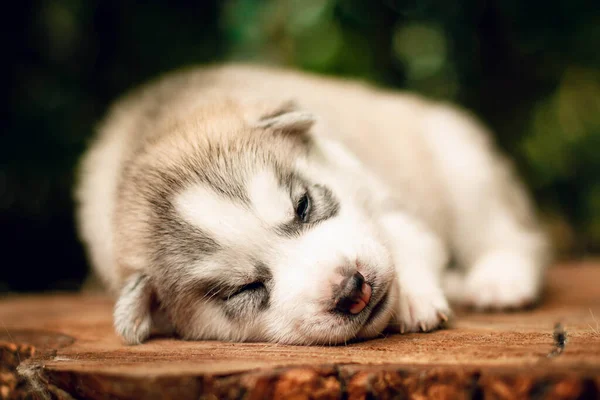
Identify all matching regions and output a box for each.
[2,0,599,292]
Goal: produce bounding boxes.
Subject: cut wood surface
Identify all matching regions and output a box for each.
[1,262,599,399]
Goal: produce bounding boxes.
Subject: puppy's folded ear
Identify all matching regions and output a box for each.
[114,273,155,345]
[254,100,316,135]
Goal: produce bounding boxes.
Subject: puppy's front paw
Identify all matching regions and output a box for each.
[393,288,451,333]
[463,252,541,310]
[114,273,154,345]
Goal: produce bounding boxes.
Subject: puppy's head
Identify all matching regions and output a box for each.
[114,102,396,345]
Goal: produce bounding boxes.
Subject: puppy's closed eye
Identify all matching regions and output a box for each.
[221,280,270,319]
[225,281,267,300]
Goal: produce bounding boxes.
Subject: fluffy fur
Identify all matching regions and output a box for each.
[75,64,550,345]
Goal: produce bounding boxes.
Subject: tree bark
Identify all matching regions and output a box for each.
[1,262,599,399]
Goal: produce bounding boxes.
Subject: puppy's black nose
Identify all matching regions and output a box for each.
[335,272,372,315]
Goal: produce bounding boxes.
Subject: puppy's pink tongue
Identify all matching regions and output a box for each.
[349,283,372,314]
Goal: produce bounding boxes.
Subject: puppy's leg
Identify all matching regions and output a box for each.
[458,161,549,310]
[380,212,451,333]
[114,273,154,345]
[423,106,550,310]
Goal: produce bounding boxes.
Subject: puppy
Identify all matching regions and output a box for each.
[75,64,550,345]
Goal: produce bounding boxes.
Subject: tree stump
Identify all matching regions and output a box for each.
[1,263,599,399]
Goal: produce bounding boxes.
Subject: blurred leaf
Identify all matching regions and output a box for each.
[392,22,447,80]
[5,0,600,293]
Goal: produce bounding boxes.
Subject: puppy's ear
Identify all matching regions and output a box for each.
[255,101,316,135]
[114,273,155,345]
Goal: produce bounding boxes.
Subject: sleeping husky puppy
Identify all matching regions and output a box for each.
[75,64,549,345]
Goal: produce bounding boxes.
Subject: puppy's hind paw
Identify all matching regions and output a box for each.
[463,252,542,311]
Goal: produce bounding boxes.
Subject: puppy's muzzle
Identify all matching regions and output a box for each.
[334,271,372,315]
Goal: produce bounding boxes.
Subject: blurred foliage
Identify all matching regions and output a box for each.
[2,0,599,291]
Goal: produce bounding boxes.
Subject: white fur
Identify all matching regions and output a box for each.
[420,106,549,309]
[75,106,139,293]
[75,64,550,345]
[113,274,153,344]
[248,170,293,225]
[379,211,450,332]
[462,251,542,309]
[175,184,258,245]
